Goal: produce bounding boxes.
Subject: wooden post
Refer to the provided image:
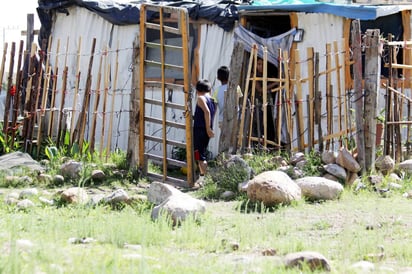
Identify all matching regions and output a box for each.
[294,49,304,151]
[282,50,292,151]
[0,43,7,96]
[48,38,60,138]
[325,43,332,151]
[90,47,104,154]
[352,20,365,172]
[307,47,314,149]
[364,29,381,171]
[314,52,323,152]
[333,41,343,146]
[127,38,140,168]
[220,41,244,154]
[70,37,82,144]
[238,45,256,151]
[26,14,34,52]
[10,40,24,149]
[106,42,119,161]
[3,42,16,139]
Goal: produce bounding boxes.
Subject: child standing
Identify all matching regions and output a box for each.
[193,79,216,182]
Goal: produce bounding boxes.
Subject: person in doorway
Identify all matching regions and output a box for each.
[215,65,243,128]
[193,79,216,184]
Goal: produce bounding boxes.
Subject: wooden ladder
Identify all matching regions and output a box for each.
[139,4,195,187]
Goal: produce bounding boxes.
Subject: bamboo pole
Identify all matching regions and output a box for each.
[276,48,283,147]
[238,44,256,151]
[106,42,119,161]
[48,38,60,138]
[333,41,343,146]
[70,36,82,144]
[325,43,332,150]
[247,46,258,150]
[100,47,110,158]
[56,37,69,147]
[307,47,314,149]
[76,38,96,151]
[294,49,304,151]
[262,47,268,148]
[56,66,68,147]
[0,43,8,97]
[22,43,37,151]
[10,40,24,149]
[314,52,323,152]
[36,36,53,157]
[90,47,104,154]
[282,50,292,150]
[3,42,16,139]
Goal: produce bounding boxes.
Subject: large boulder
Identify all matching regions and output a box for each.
[246,171,301,206]
[147,181,182,205]
[284,251,331,272]
[295,177,344,201]
[336,147,361,173]
[0,152,44,172]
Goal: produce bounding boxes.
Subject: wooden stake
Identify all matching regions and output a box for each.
[106,42,119,161]
[90,47,104,154]
[3,42,16,140]
[70,36,82,144]
[100,47,110,157]
[48,38,60,138]
[307,47,315,149]
[74,38,96,151]
[0,43,8,97]
[10,40,24,149]
[238,44,256,151]
[294,49,304,151]
[325,43,332,150]
[56,66,68,147]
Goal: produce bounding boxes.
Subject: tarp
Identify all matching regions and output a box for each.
[238,0,412,21]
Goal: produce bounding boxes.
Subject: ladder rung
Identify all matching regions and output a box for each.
[145,135,186,148]
[145,116,186,129]
[146,153,187,167]
[144,60,183,70]
[146,42,183,51]
[145,22,181,35]
[144,98,185,110]
[146,172,188,188]
[144,81,184,90]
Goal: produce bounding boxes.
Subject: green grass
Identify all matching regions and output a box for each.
[1,188,412,273]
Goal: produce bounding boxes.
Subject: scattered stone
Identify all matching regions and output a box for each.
[68,237,96,244]
[53,174,65,184]
[376,155,395,175]
[402,190,412,199]
[290,152,305,165]
[124,243,142,251]
[346,172,359,187]
[0,152,44,172]
[60,187,88,204]
[350,260,375,272]
[323,164,347,180]
[336,147,361,173]
[91,169,105,181]
[224,154,254,181]
[323,173,339,182]
[247,171,301,206]
[321,151,336,165]
[220,190,235,200]
[388,182,402,190]
[262,248,277,256]
[295,160,307,170]
[60,160,82,179]
[18,176,33,184]
[19,188,39,199]
[38,173,53,183]
[147,181,182,205]
[284,251,331,272]
[17,199,35,209]
[39,196,54,206]
[87,194,105,207]
[295,176,344,201]
[269,155,288,167]
[230,242,239,251]
[104,189,129,204]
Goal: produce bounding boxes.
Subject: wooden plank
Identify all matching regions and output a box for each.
[100,48,110,157]
[333,41,343,141]
[262,47,268,148]
[56,66,68,147]
[282,50,292,150]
